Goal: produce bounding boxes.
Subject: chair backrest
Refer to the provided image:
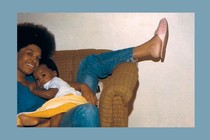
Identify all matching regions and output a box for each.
[52,49,110,82]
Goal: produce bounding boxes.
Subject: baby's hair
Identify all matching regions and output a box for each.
[39,58,59,77]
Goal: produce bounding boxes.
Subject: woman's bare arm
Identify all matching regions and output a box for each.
[69,82,98,105]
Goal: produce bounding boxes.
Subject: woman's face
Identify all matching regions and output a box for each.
[17,44,41,76]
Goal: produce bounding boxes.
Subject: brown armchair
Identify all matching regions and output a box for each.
[52,49,139,127]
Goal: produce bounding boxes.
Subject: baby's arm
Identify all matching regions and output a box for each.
[28,82,58,99]
[32,88,58,99]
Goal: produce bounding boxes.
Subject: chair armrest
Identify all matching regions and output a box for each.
[99,62,138,127]
[101,62,138,103]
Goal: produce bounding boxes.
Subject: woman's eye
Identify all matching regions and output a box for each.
[27,52,33,56]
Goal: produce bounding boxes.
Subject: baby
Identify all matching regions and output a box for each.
[18,58,84,127]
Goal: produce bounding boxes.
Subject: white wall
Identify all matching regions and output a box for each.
[18,13,194,127]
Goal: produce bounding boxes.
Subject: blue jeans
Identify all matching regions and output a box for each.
[76,47,135,93]
[59,103,100,127]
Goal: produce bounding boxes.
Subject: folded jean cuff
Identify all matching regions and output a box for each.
[130,57,138,64]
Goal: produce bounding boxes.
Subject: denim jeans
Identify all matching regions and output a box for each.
[59,103,100,127]
[76,47,135,93]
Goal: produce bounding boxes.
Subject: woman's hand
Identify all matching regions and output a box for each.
[69,82,98,105]
[80,84,98,105]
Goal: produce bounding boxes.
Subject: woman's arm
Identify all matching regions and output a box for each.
[80,84,98,105]
[69,82,98,105]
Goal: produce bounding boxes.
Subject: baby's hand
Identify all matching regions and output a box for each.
[28,82,38,91]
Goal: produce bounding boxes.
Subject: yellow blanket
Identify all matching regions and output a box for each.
[17,94,87,126]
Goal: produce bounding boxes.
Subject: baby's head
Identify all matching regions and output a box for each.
[33,58,59,88]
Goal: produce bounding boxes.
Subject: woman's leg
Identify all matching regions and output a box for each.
[76,48,134,93]
[132,35,162,62]
[76,18,168,93]
[59,103,100,127]
[133,18,168,62]
[76,36,162,93]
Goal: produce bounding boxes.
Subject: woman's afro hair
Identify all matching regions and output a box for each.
[18,22,56,59]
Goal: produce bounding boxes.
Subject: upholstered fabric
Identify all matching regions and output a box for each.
[52,49,138,127]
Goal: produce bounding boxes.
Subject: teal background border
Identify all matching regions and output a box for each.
[0,0,209,139]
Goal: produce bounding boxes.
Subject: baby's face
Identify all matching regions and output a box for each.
[33,64,56,88]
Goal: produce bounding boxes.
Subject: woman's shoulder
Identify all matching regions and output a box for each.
[17,75,34,87]
[26,75,35,82]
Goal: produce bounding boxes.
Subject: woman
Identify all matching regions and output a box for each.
[17,18,169,127]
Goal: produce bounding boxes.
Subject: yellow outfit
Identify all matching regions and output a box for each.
[17,94,87,126]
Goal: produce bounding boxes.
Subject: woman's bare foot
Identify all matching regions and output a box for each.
[133,18,168,62]
[133,34,162,62]
[148,35,163,60]
[19,114,39,126]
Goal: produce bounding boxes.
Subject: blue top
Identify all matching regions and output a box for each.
[17,76,47,114]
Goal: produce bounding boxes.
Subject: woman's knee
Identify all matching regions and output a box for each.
[79,103,100,127]
[76,104,99,119]
[79,54,96,69]
[60,104,100,127]
[82,103,98,114]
